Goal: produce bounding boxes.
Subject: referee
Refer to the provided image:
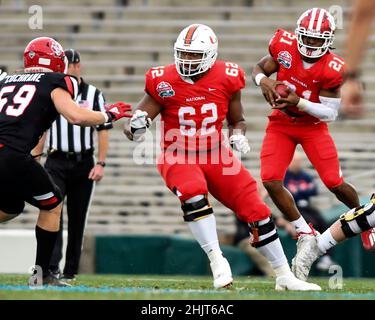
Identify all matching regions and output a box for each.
[33,49,112,281]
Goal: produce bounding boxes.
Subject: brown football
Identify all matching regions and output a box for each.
[275,84,289,98]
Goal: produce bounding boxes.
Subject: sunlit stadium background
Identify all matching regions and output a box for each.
[1,0,375,285]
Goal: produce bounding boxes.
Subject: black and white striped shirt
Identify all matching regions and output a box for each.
[48,78,112,153]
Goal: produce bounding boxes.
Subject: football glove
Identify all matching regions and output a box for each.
[229,134,250,154]
[105,102,132,122]
[130,110,152,140]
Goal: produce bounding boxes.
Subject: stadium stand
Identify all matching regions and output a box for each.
[1,0,374,240]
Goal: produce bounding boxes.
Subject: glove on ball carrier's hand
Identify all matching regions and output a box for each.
[128,110,152,141]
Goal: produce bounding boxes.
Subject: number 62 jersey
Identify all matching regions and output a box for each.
[145,61,245,151]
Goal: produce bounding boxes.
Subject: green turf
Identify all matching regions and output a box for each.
[0,274,375,300]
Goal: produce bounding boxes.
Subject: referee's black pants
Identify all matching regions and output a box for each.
[45,150,95,276]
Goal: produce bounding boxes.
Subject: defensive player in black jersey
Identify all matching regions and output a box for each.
[0,37,132,286]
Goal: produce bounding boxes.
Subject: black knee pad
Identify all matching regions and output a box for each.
[181,196,213,222]
[340,197,375,238]
[249,218,278,248]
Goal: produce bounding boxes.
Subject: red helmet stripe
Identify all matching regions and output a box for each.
[316,9,326,31]
[312,8,321,30]
[184,25,199,45]
[308,8,318,30]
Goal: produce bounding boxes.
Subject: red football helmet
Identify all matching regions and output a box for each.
[295,8,336,58]
[24,37,67,73]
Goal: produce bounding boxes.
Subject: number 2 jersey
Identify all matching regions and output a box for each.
[269,29,345,122]
[145,60,245,151]
[0,72,78,153]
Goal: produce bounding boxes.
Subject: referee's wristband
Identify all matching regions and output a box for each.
[96,161,106,167]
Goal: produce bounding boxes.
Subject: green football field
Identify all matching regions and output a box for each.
[0,274,375,300]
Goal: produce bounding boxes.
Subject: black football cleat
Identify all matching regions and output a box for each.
[43,274,72,287]
[60,274,76,282]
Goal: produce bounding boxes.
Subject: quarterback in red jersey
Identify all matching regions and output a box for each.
[252,8,367,267]
[125,24,320,291]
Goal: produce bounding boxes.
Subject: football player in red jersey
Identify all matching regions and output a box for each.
[251,7,371,275]
[125,24,321,290]
[0,37,131,286]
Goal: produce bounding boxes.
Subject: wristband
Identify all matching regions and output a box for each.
[255,73,266,86]
[96,161,106,167]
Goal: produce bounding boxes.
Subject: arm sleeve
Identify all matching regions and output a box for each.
[94,90,113,131]
[298,96,341,122]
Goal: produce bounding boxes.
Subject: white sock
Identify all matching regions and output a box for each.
[254,218,289,270]
[291,216,311,233]
[317,229,337,254]
[207,249,224,263]
[187,214,221,255]
[257,237,289,270]
[274,263,294,278]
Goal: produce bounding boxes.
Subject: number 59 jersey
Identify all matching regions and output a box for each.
[269,29,345,121]
[145,61,245,151]
[0,72,78,153]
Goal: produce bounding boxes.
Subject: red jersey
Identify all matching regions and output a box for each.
[268,29,345,121]
[145,60,245,151]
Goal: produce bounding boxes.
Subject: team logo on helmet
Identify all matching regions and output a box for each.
[51,41,63,57]
[277,51,292,69]
[157,81,175,98]
[28,51,35,59]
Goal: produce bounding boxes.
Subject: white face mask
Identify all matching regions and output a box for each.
[173,24,218,77]
[296,32,334,58]
[295,8,336,59]
[174,50,217,77]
